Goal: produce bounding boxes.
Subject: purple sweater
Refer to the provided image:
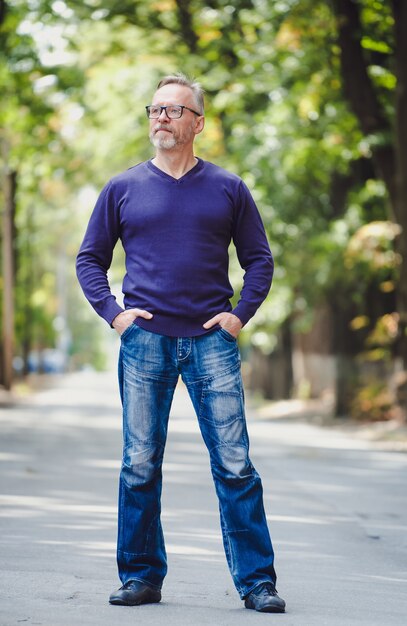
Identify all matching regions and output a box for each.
[76,158,273,337]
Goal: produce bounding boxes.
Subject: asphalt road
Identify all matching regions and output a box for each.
[1,370,407,625]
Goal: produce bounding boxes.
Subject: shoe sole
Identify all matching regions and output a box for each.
[109,598,161,606]
[109,592,161,606]
[245,602,285,613]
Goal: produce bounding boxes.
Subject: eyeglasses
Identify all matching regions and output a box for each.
[145,104,202,119]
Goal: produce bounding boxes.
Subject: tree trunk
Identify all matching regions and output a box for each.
[1,167,16,390]
[249,318,293,400]
[332,0,407,419]
[332,0,397,216]
[175,0,199,53]
[21,204,34,375]
[393,0,407,377]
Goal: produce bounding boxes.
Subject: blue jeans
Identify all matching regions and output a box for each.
[117,323,277,599]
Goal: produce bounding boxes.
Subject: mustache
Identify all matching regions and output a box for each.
[153,124,173,134]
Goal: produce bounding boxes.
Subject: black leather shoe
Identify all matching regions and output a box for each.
[109,580,161,606]
[244,582,286,613]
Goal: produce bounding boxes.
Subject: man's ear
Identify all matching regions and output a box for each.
[194,116,205,135]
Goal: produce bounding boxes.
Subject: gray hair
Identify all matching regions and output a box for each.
[156,73,205,115]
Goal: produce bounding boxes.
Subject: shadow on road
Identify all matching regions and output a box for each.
[1,371,407,625]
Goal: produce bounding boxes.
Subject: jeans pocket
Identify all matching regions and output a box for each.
[218,327,237,343]
[120,321,137,341]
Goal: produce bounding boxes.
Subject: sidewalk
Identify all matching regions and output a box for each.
[1,371,407,625]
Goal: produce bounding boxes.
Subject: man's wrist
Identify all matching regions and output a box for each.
[107,303,125,328]
[231,305,249,327]
[230,312,243,327]
[111,311,125,329]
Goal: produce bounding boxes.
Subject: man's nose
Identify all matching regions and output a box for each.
[158,108,169,121]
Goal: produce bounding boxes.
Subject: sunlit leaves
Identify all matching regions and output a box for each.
[345,221,402,272]
[2,0,401,373]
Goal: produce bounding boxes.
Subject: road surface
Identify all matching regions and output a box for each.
[1,370,406,625]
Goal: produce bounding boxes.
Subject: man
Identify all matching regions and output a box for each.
[76,74,285,614]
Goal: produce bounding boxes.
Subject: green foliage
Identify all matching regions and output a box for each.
[351,379,394,421]
[0,0,401,384]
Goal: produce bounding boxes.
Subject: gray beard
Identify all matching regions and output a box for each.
[150,131,177,150]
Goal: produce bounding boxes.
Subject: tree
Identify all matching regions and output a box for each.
[3,0,405,420]
[0,0,100,378]
[331,0,407,416]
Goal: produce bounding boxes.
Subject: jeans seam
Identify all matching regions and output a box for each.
[198,363,242,416]
[207,439,248,456]
[194,363,240,388]
[204,362,241,385]
[118,549,149,557]
[122,361,177,383]
[122,438,165,452]
[226,532,235,579]
[189,361,241,391]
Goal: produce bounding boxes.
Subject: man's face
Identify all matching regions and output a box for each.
[149,84,204,150]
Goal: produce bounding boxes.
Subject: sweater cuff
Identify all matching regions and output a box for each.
[231,302,254,327]
[102,299,125,327]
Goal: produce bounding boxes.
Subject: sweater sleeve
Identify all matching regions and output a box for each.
[231,181,274,326]
[76,181,124,326]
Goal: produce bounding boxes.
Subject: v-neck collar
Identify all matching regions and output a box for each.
[146,157,204,183]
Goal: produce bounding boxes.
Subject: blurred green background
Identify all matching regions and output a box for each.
[1,0,407,421]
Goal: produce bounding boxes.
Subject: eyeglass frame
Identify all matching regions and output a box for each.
[145,104,203,119]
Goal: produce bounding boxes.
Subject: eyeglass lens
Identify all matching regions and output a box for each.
[148,106,182,119]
